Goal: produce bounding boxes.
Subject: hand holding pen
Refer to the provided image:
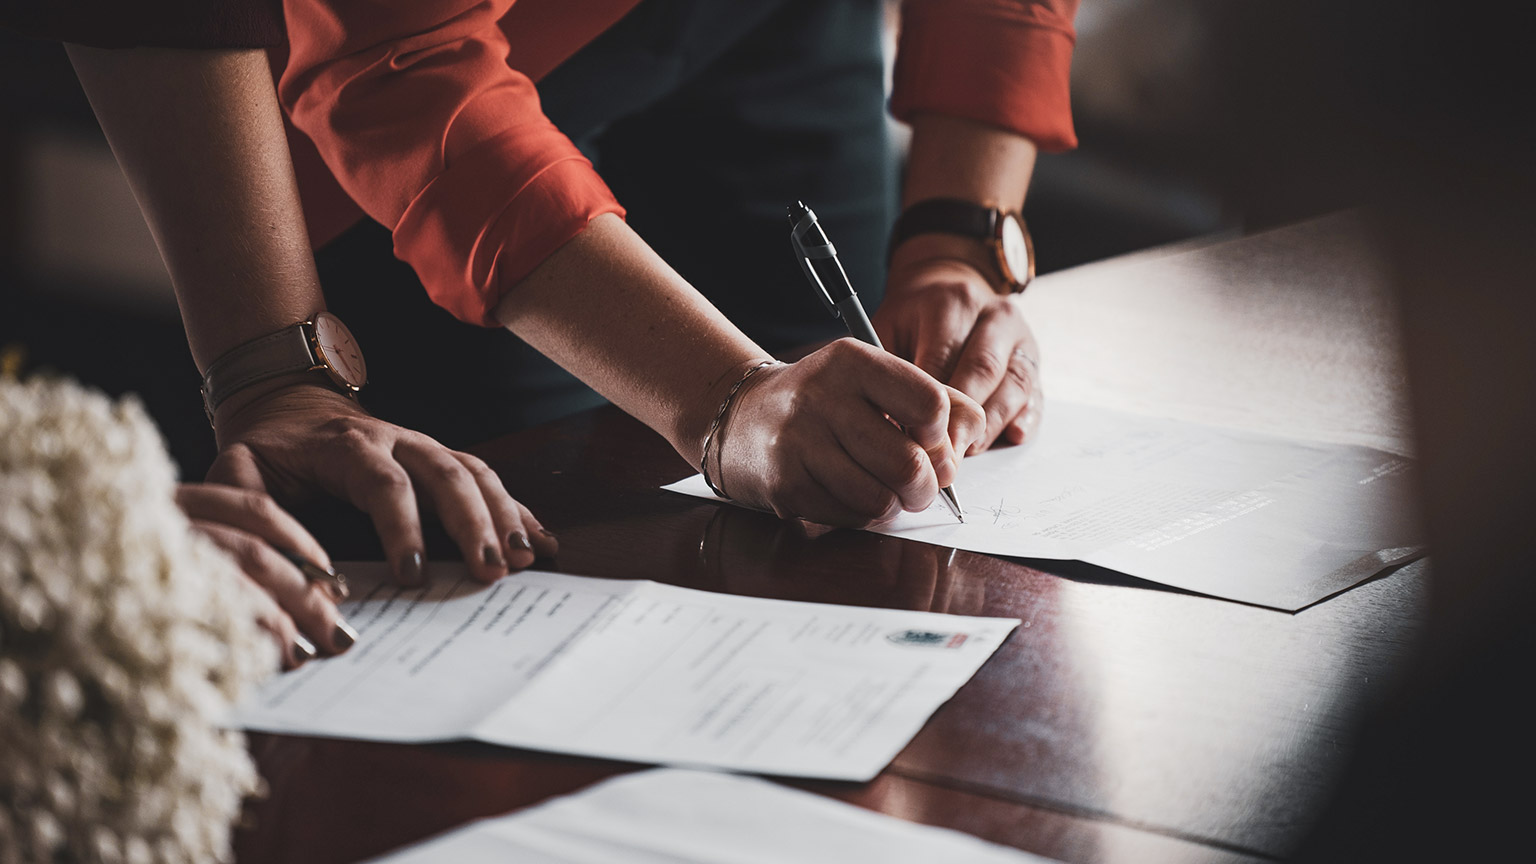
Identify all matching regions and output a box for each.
[789,201,968,522]
[175,482,359,669]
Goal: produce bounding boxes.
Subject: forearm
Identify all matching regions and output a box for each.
[902,112,1037,209]
[65,45,325,373]
[894,114,1038,273]
[493,214,766,467]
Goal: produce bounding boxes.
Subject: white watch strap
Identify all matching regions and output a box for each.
[200,324,317,420]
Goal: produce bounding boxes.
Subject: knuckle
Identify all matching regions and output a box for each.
[966,348,1009,383]
[330,423,376,453]
[913,378,948,418]
[942,280,981,308]
[1005,351,1034,387]
[866,489,901,522]
[236,488,280,522]
[896,446,930,488]
[360,463,412,495]
[458,453,494,479]
[295,588,338,623]
[225,533,270,575]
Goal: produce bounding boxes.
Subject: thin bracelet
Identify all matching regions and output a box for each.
[700,359,778,499]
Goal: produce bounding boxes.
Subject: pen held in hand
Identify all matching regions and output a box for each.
[276,547,350,601]
[787,200,965,523]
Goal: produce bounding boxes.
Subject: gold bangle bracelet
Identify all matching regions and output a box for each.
[700,359,778,499]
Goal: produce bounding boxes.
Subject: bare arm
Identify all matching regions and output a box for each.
[65,45,554,598]
[64,45,320,376]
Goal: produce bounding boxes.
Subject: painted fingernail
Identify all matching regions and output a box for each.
[396,550,425,587]
[293,634,318,663]
[332,619,358,651]
[537,527,557,539]
[483,543,505,569]
[509,532,533,552]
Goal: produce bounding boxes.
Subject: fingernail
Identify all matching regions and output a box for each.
[293,634,318,663]
[509,532,533,552]
[327,571,351,601]
[332,619,358,651]
[537,527,556,539]
[396,550,425,587]
[483,543,505,568]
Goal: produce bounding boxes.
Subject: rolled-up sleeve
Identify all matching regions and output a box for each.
[279,0,624,326]
[892,0,1079,152]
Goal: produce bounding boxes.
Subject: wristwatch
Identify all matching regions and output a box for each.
[200,311,367,422]
[889,198,1035,294]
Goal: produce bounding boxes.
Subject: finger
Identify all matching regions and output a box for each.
[1003,384,1046,445]
[206,443,270,494]
[947,305,1019,405]
[394,439,507,583]
[453,452,556,568]
[949,309,1031,450]
[193,520,357,658]
[224,564,302,669]
[943,387,988,467]
[908,296,981,384]
[972,346,1037,453]
[777,458,887,529]
[834,341,954,461]
[827,403,937,514]
[337,448,428,588]
[175,484,333,574]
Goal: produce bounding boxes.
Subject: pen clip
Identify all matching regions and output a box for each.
[791,209,841,318]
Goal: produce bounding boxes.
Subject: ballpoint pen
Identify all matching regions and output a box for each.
[788,200,965,523]
[277,547,350,600]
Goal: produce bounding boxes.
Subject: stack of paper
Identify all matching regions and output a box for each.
[666,400,1423,610]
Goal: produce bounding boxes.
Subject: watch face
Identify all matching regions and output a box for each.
[997,214,1033,288]
[311,312,367,389]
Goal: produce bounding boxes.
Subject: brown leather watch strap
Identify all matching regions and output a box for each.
[889,198,999,257]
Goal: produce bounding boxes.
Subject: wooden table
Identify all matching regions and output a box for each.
[236,214,1427,864]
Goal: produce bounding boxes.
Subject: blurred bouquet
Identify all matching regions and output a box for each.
[0,376,275,863]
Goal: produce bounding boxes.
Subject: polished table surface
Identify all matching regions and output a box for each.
[236,214,1426,864]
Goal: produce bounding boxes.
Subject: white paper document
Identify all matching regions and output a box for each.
[665,401,1423,611]
[235,564,1017,780]
[365,768,1057,864]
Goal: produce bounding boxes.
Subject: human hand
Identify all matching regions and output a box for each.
[207,381,557,588]
[710,340,985,527]
[177,482,353,669]
[875,250,1043,453]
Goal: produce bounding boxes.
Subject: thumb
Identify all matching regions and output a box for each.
[206,443,270,494]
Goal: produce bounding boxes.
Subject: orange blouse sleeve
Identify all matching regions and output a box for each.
[891,0,1080,152]
[279,0,624,326]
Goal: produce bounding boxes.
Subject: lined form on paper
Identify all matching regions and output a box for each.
[665,400,1424,611]
[234,564,1018,780]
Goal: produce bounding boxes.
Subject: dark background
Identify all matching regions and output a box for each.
[0,0,1242,482]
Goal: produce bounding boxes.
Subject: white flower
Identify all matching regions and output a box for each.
[1,376,277,863]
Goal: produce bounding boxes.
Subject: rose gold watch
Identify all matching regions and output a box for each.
[199,311,367,422]
[889,198,1036,294]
